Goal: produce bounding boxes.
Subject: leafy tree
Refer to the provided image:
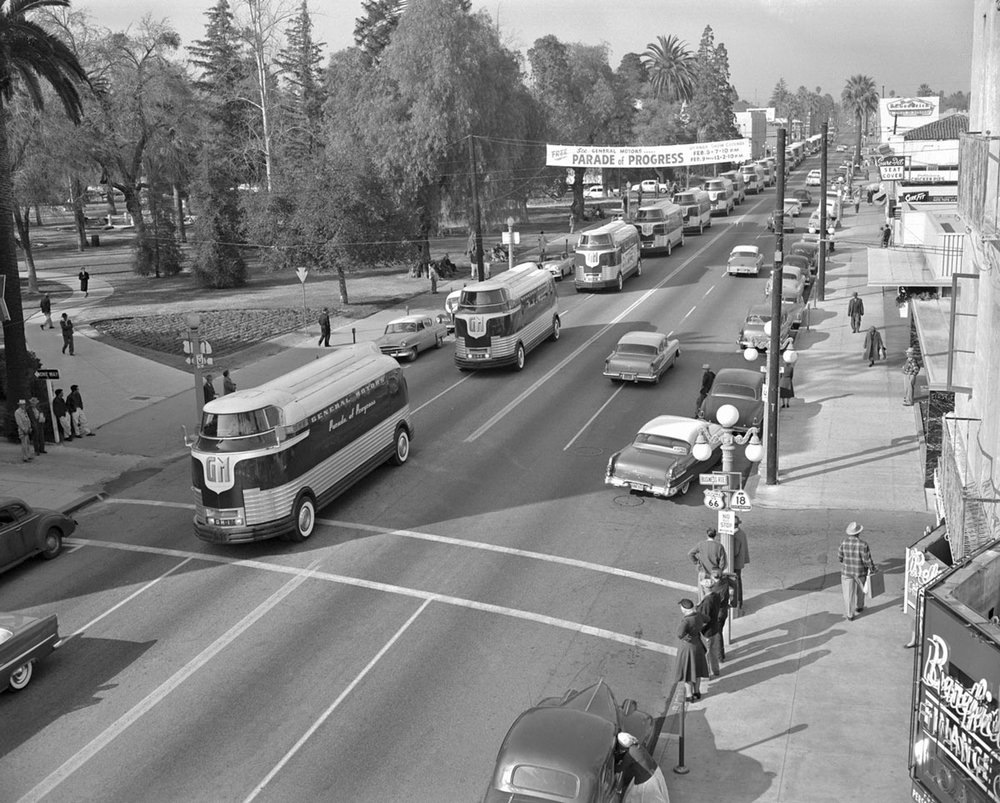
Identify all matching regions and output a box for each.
[687,26,738,143]
[841,73,879,166]
[615,52,647,99]
[916,83,935,97]
[353,0,469,65]
[941,90,969,111]
[0,0,88,427]
[641,35,694,102]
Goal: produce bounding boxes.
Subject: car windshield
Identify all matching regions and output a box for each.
[635,433,690,453]
[616,343,657,357]
[509,765,579,798]
[714,383,756,399]
[731,250,756,259]
[385,322,417,334]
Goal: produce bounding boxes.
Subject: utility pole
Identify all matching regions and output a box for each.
[817,121,829,301]
[468,135,485,282]
[765,127,786,486]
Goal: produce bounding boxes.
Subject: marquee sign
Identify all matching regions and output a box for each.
[546,139,752,169]
[887,98,936,117]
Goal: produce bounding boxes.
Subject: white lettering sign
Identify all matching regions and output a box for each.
[546,139,752,169]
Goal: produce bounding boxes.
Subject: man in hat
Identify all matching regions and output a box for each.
[731,516,750,610]
[222,369,237,395]
[14,399,33,462]
[68,384,93,436]
[697,570,725,677]
[52,389,72,441]
[39,292,54,329]
[27,398,47,455]
[696,364,716,414]
[203,374,217,404]
[838,522,878,620]
[689,528,727,600]
[902,347,921,406]
[318,307,331,347]
[847,291,864,333]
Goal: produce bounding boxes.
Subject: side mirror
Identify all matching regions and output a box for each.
[181,425,193,448]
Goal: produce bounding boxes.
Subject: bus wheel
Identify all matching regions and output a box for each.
[288,494,316,542]
[616,273,624,292]
[550,317,561,341]
[390,426,411,465]
[8,661,32,691]
[514,343,526,371]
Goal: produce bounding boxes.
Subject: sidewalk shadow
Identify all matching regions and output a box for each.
[778,434,920,482]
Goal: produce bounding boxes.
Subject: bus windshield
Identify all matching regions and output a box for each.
[459,289,508,313]
[198,406,282,451]
[635,209,665,221]
[578,233,612,248]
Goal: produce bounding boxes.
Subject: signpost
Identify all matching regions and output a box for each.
[295,267,309,316]
[35,368,60,443]
[703,489,725,510]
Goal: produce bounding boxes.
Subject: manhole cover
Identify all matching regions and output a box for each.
[574,446,604,457]
[614,494,644,507]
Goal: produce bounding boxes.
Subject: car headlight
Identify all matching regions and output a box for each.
[400,340,409,347]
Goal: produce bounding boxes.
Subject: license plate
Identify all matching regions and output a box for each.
[585,274,597,282]
[470,351,487,360]
[621,373,636,381]
[628,483,651,493]
[218,519,236,526]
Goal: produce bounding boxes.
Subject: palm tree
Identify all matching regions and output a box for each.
[641,35,694,102]
[841,74,879,167]
[0,0,88,428]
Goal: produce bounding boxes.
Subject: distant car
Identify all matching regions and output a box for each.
[542,253,574,280]
[788,240,821,272]
[0,612,60,691]
[375,315,447,361]
[482,681,656,803]
[699,368,765,433]
[606,415,724,498]
[727,245,764,277]
[783,198,802,217]
[738,302,796,351]
[586,185,605,198]
[765,210,796,233]
[767,266,806,299]
[783,253,814,280]
[806,169,822,186]
[836,143,848,152]
[640,179,659,194]
[0,498,73,577]
[603,331,680,384]
[791,188,812,206]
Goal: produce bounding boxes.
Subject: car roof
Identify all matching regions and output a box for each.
[0,498,30,510]
[714,368,763,387]
[617,331,665,347]
[386,315,429,325]
[638,415,713,441]
[730,245,759,255]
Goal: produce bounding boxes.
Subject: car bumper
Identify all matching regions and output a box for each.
[378,346,416,358]
[605,474,679,498]
[575,276,618,290]
[604,370,656,382]
[193,513,294,544]
[728,266,758,275]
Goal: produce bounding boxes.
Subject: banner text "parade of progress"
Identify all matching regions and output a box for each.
[546,139,752,169]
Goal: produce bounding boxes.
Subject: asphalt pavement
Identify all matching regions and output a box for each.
[3,185,930,802]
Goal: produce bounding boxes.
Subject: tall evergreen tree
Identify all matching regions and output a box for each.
[276,0,326,159]
[769,78,791,118]
[687,26,738,143]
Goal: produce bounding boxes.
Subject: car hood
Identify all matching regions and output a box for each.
[375,333,413,346]
[610,444,685,480]
[701,396,764,428]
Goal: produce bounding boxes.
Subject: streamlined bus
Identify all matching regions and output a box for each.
[633,198,685,255]
[673,189,713,234]
[190,343,413,544]
[453,267,560,371]
[574,220,642,292]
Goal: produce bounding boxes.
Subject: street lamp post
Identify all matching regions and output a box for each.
[507,216,515,274]
[741,339,798,484]
[186,311,204,423]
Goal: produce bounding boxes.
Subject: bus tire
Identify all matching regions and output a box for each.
[616,273,623,292]
[513,343,526,371]
[390,426,410,465]
[288,494,317,542]
[550,317,561,341]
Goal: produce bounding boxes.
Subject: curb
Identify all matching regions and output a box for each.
[63,492,107,516]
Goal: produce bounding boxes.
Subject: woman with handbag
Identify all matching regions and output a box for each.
[863,326,885,367]
[671,598,709,702]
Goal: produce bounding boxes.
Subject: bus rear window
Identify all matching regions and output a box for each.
[459,289,507,312]
[578,233,612,247]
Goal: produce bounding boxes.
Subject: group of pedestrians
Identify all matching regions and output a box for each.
[15,385,93,462]
[848,290,923,402]
[202,370,237,404]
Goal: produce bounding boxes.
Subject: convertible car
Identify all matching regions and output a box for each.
[606,415,724,498]
[482,681,659,803]
[375,315,447,361]
[0,612,60,691]
[0,497,74,577]
[698,368,765,433]
[603,332,680,384]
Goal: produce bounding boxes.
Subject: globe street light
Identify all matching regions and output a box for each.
[507,216,516,274]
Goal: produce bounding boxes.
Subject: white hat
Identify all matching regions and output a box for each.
[617,732,639,749]
[845,522,864,536]
[17,399,26,404]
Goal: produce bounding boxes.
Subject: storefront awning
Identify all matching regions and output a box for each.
[910,295,976,392]
[867,246,953,288]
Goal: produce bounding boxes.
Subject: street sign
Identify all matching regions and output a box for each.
[700,473,729,486]
[35,369,60,379]
[877,155,906,181]
[717,509,736,536]
[295,267,309,284]
[192,353,214,368]
[703,489,725,510]
[730,489,752,512]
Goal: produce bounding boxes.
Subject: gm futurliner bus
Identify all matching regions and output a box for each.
[190,343,413,543]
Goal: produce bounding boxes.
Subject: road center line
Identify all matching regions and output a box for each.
[681,305,697,320]
[243,597,433,802]
[19,564,319,803]
[563,385,624,452]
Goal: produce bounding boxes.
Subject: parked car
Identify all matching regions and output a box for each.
[783,198,802,217]
[603,331,680,384]
[766,210,796,233]
[606,415,724,498]
[727,245,764,277]
[791,188,812,206]
[767,265,806,299]
[806,169,822,186]
[783,253,814,280]
[698,368,765,433]
[482,681,657,803]
[0,612,60,691]
[375,315,447,361]
[586,185,605,198]
[0,498,73,577]
[788,240,821,271]
[738,302,796,351]
[640,179,659,194]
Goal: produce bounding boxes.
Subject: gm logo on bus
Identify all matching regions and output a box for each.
[204,454,233,492]
[468,315,486,337]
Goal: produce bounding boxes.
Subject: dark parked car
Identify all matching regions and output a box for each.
[0,612,60,691]
[0,498,74,576]
[699,368,765,432]
[791,188,813,206]
[483,681,657,803]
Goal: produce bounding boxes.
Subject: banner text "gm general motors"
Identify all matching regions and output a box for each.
[546,139,751,168]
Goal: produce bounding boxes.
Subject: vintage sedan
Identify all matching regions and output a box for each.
[699,368,765,432]
[543,253,575,280]
[783,254,814,281]
[0,612,60,691]
[806,169,822,186]
[726,245,764,277]
[482,681,658,803]
[766,266,806,300]
[783,198,802,217]
[603,331,680,384]
[765,210,796,233]
[789,240,821,272]
[606,415,724,498]
[791,188,812,207]
[738,302,796,351]
[0,498,74,577]
[375,315,447,361]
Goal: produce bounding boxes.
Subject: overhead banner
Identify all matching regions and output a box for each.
[546,139,752,169]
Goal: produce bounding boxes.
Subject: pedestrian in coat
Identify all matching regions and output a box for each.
[39,293,54,329]
[27,398,47,454]
[318,307,331,347]
[203,374,217,404]
[863,326,885,367]
[697,575,723,678]
[854,189,861,215]
[52,389,72,441]
[568,213,575,234]
[696,364,716,414]
[881,224,892,248]
[538,230,547,261]
[15,399,33,462]
[671,598,709,702]
[847,291,864,333]
[223,369,237,395]
[78,268,90,296]
[429,264,439,294]
[779,363,795,408]
[902,347,921,406]
[838,521,878,620]
[689,528,727,600]
[68,384,93,436]
[731,516,750,610]
[60,313,75,355]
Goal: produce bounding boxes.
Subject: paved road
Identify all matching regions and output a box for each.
[1,166,846,802]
